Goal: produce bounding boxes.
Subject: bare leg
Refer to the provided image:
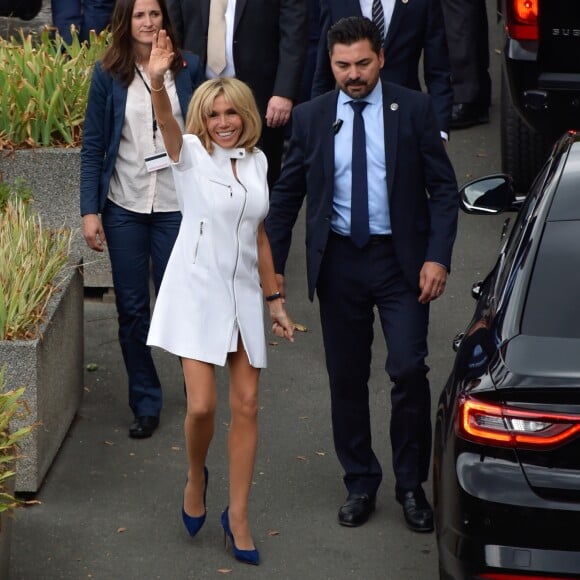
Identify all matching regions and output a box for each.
[226,341,260,550]
[182,358,217,517]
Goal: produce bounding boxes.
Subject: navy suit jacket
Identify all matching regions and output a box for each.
[80,53,203,216]
[167,0,308,116]
[265,81,458,301]
[312,0,453,135]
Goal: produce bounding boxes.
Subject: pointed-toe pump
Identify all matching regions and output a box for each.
[182,466,208,537]
[220,507,259,566]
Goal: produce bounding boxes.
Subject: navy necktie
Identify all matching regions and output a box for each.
[372,0,386,39]
[349,100,370,248]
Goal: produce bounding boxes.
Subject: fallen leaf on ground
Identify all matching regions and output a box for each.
[296,455,308,461]
[268,530,280,536]
[103,440,114,446]
[293,322,308,332]
[315,450,326,456]
[268,340,279,346]
[217,569,232,574]
[86,363,98,371]
[171,446,180,451]
[117,527,127,533]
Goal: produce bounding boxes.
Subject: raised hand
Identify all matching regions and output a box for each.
[149,29,175,84]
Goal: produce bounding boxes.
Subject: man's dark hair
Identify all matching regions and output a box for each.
[327,16,383,55]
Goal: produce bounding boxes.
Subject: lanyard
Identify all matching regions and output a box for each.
[134,66,158,140]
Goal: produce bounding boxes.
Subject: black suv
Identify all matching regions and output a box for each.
[499,0,580,192]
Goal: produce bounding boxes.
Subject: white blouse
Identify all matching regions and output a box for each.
[108,67,185,214]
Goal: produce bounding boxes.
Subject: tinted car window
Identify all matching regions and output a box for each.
[522,221,580,338]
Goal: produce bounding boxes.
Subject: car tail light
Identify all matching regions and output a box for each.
[457,397,580,449]
[505,0,539,41]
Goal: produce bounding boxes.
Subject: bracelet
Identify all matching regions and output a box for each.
[150,83,165,93]
[265,291,282,302]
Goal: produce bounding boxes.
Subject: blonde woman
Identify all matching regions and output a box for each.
[146,30,295,566]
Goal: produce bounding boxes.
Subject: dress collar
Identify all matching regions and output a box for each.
[211,142,246,160]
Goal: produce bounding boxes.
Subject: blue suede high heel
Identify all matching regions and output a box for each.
[220,507,259,566]
[182,466,208,537]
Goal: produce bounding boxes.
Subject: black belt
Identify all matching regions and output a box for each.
[368,234,392,244]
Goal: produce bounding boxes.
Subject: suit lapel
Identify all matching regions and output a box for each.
[382,83,398,200]
[320,92,339,207]
[201,0,210,30]
[384,0,405,54]
[112,79,127,135]
[234,0,248,31]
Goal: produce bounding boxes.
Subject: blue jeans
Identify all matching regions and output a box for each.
[102,200,181,419]
[51,0,114,43]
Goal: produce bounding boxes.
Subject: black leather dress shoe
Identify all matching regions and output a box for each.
[450,103,490,130]
[338,493,376,527]
[129,416,159,439]
[396,488,434,533]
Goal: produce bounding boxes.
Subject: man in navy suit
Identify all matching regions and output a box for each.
[312,0,453,140]
[266,17,458,532]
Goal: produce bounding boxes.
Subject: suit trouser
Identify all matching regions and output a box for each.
[102,200,181,419]
[51,0,114,43]
[441,0,491,106]
[316,232,432,497]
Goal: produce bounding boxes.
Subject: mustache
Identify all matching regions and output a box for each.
[345,79,366,86]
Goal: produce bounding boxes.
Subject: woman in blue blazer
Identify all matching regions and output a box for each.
[80,0,202,439]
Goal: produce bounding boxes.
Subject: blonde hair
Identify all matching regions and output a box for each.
[185,77,262,153]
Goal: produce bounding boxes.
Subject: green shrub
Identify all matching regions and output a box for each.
[0,181,72,340]
[0,366,33,513]
[0,28,109,149]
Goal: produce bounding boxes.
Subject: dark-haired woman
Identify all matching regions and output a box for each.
[80,0,202,439]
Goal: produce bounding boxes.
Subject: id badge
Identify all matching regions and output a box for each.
[144,151,170,172]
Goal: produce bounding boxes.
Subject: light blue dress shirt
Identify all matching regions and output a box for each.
[332,82,391,237]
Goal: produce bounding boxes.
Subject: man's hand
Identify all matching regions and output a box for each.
[83,213,106,252]
[265,96,293,128]
[418,261,448,304]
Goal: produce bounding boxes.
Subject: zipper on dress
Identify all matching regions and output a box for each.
[209,178,233,197]
[193,220,204,263]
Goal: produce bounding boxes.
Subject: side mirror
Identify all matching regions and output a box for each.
[459,174,516,214]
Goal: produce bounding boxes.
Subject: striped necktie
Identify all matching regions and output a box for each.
[372,0,386,39]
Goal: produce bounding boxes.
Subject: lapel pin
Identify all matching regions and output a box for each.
[390,103,399,111]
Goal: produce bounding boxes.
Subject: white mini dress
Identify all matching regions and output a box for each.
[147,134,269,368]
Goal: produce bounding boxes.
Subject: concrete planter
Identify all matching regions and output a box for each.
[0,262,84,492]
[1,148,112,288]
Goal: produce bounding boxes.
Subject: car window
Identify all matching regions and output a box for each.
[522,221,580,338]
[493,165,548,304]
